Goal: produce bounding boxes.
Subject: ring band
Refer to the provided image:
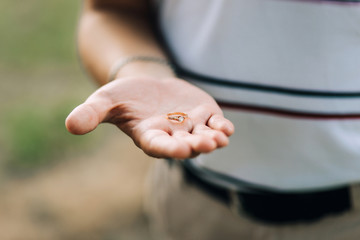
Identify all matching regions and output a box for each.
[167,112,188,123]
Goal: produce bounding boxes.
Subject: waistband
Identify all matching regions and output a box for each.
[180,160,359,224]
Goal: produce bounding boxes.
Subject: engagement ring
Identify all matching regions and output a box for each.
[167,112,188,123]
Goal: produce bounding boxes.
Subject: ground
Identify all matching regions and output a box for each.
[0,132,155,240]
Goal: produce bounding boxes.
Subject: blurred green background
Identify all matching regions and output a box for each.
[0,0,92,173]
[0,1,153,239]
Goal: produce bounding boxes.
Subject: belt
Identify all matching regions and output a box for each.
[181,162,352,224]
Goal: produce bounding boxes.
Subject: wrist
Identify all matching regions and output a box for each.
[109,56,176,81]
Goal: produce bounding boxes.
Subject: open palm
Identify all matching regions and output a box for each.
[66,77,234,159]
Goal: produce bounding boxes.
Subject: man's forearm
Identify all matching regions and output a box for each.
[78,1,173,85]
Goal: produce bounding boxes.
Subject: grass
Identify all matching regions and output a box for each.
[0,0,100,175]
[0,0,81,69]
[2,101,93,175]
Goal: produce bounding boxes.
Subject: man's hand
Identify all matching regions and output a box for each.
[66,77,234,159]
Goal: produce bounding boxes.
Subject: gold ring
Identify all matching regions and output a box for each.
[167,112,188,123]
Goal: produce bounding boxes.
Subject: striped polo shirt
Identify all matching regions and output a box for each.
[156,0,360,191]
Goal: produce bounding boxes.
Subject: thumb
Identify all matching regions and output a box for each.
[65,98,112,135]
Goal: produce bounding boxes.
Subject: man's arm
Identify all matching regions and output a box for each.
[79,0,173,85]
[66,0,234,159]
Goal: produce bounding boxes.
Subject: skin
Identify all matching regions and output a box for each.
[65,0,234,159]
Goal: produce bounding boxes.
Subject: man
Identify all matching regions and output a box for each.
[66,0,360,239]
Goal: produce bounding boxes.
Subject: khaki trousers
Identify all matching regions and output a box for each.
[144,160,360,240]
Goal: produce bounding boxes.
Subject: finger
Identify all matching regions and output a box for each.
[65,98,112,135]
[172,130,217,153]
[139,129,192,159]
[192,124,229,148]
[207,114,235,136]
